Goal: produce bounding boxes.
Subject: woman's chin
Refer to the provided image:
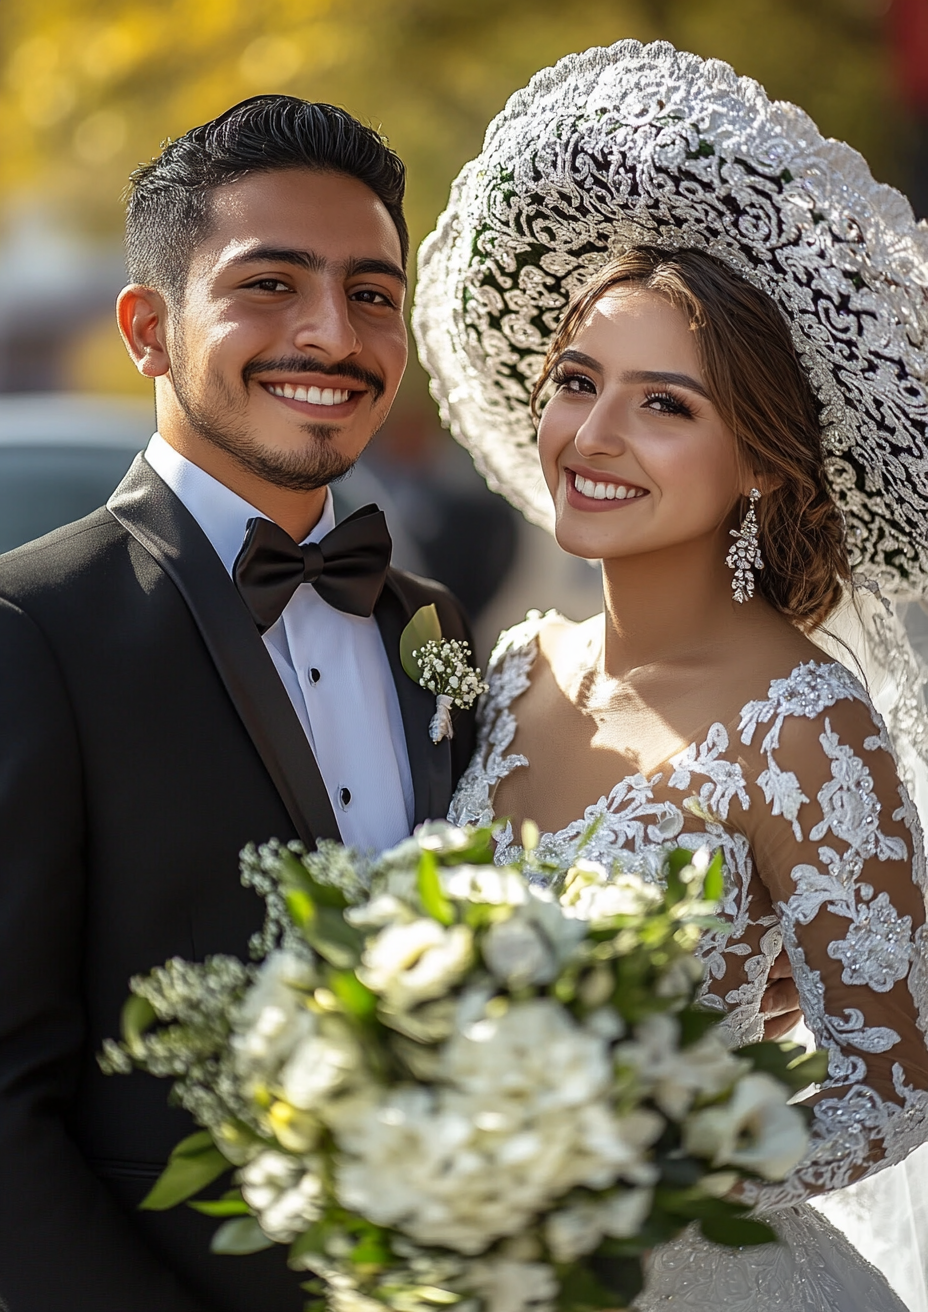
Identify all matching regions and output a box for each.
[553,521,612,561]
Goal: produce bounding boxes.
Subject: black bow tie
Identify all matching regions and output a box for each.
[233,504,392,634]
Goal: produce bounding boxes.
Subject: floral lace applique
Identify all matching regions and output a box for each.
[668,723,750,819]
[450,627,928,1223]
[448,612,542,830]
[739,662,863,841]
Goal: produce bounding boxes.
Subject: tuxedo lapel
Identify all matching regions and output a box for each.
[376,572,452,827]
[107,455,341,848]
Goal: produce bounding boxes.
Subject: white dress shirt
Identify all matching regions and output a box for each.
[144,433,414,853]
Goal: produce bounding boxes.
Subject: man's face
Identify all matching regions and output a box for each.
[162,168,408,491]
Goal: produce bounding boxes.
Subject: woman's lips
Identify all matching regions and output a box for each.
[565,468,649,512]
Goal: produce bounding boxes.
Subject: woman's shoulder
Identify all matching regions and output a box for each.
[737,656,875,751]
[488,609,601,672]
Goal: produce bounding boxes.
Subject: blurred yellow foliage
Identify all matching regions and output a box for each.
[0,0,898,258]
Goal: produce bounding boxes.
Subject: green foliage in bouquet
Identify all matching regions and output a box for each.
[100,822,826,1312]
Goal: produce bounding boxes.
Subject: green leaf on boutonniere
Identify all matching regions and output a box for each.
[401,604,442,681]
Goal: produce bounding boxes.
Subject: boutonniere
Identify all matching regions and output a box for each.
[400,605,488,744]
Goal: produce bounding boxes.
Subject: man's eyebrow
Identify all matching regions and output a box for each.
[344,256,408,287]
[225,246,325,273]
[223,246,407,286]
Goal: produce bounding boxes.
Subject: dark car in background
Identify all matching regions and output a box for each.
[0,393,152,554]
[0,392,425,568]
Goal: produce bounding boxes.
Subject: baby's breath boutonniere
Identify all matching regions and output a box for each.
[400,604,488,744]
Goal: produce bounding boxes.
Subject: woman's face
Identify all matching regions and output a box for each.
[537,285,746,563]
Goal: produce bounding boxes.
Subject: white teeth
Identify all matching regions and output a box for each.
[574,473,642,501]
[267,383,351,405]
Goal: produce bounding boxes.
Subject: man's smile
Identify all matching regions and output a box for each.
[263,382,353,405]
[258,378,366,417]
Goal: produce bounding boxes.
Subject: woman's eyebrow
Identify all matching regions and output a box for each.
[555,348,603,372]
[555,353,710,401]
[621,369,710,399]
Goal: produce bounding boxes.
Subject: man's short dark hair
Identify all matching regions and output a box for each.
[125,95,408,302]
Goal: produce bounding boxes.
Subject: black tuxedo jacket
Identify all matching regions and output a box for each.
[0,456,476,1312]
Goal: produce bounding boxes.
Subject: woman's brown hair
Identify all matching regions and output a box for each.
[530,247,851,632]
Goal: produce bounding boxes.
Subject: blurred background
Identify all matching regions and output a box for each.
[0,0,925,656]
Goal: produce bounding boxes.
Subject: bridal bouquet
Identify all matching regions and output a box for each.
[101,823,823,1312]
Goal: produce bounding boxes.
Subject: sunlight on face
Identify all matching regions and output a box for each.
[537,286,744,562]
[163,169,408,491]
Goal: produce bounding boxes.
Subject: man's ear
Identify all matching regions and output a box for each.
[116,284,171,378]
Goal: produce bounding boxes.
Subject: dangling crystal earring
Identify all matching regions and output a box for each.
[726,488,763,603]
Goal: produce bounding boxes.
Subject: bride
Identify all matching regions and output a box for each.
[414,40,928,1312]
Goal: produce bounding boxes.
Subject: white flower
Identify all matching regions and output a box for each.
[599,1185,654,1238]
[465,1257,556,1312]
[482,914,557,987]
[231,950,316,1078]
[415,639,488,710]
[344,893,413,930]
[267,1100,321,1154]
[445,998,610,1110]
[359,919,474,1011]
[560,862,661,921]
[698,1170,740,1198]
[383,996,460,1043]
[375,868,419,904]
[544,1186,653,1262]
[617,1013,746,1119]
[279,1017,362,1110]
[239,1149,324,1243]
[326,1001,659,1255]
[442,864,528,906]
[415,821,475,854]
[655,954,706,999]
[327,1284,386,1312]
[470,883,587,991]
[683,1071,809,1180]
[545,1201,603,1262]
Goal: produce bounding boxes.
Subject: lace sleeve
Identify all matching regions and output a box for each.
[447,612,545,828]
[740,662,928,1208]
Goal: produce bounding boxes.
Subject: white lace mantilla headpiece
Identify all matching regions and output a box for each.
[414,40,928,596]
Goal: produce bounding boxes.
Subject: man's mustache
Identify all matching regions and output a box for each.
[243,356,385,404]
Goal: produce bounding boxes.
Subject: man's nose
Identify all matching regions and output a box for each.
[292,282,361,361]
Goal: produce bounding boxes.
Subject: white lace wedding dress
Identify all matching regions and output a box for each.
[449,613,928,1312]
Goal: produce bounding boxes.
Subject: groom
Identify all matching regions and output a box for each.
[0,97,475,1312]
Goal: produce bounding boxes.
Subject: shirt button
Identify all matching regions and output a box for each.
[338,786,352,810]
[308,667,321,685]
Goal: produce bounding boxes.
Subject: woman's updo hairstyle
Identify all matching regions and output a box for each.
[530,246,851,633]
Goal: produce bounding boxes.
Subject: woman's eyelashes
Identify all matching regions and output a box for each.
[551,366,596,395]
[642,388,695,419]
[550,369,697,420]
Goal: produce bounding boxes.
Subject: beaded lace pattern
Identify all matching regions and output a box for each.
[449,613,928,1310]
[414,40,928,593]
